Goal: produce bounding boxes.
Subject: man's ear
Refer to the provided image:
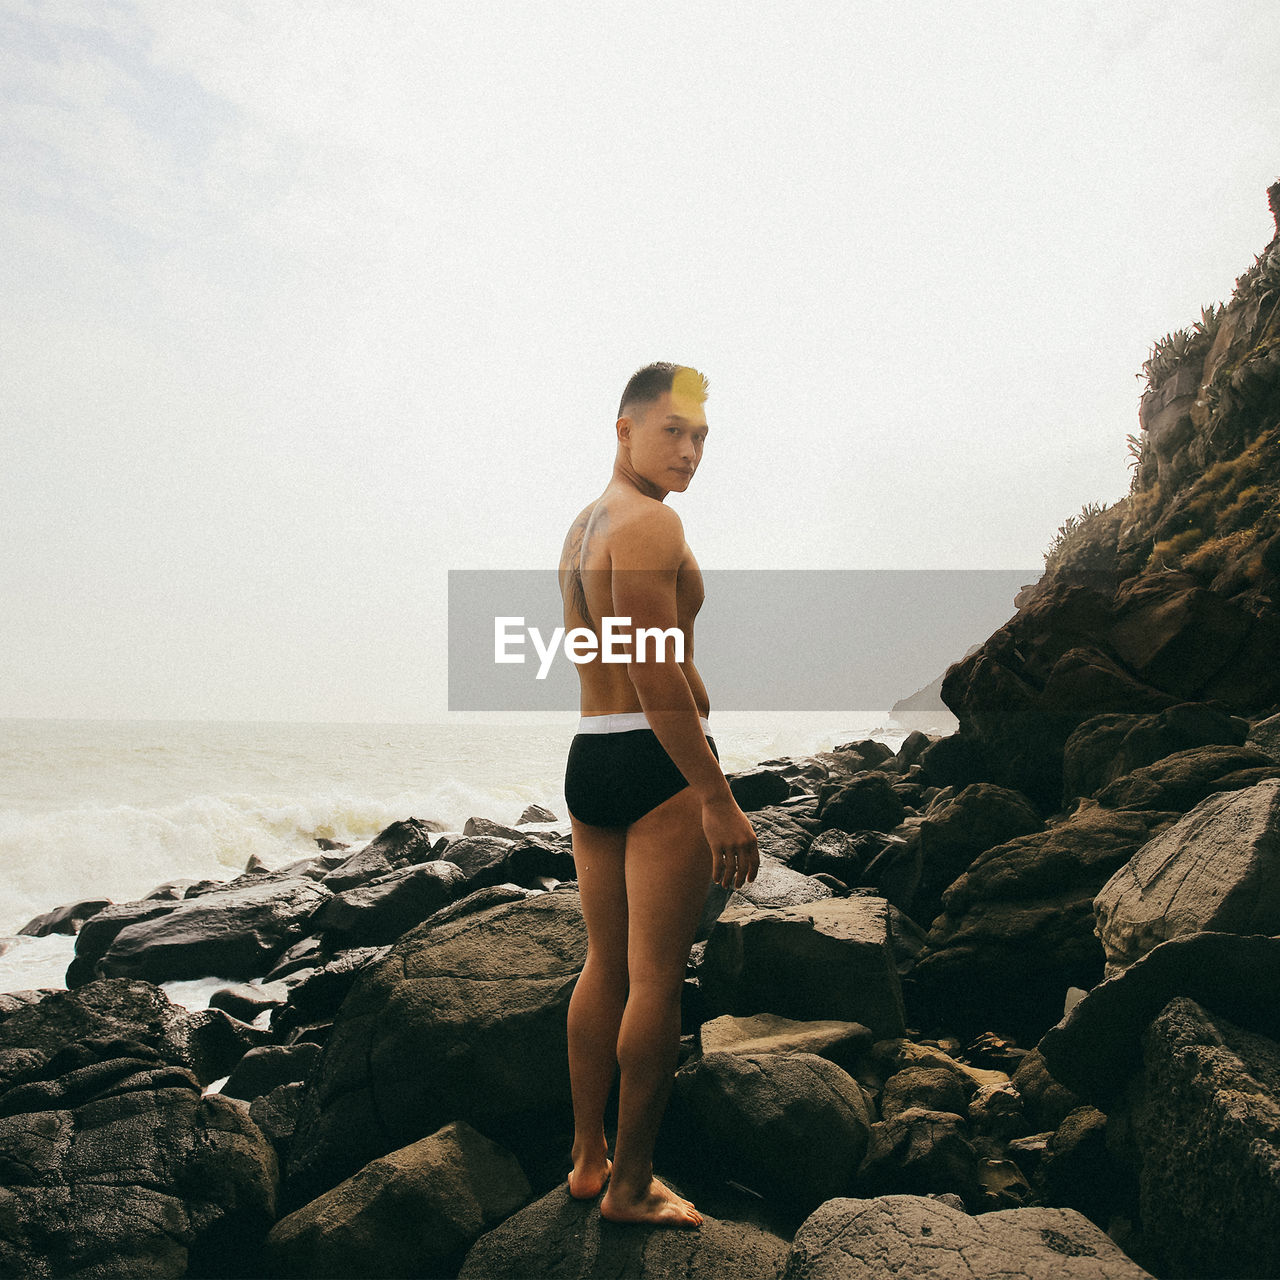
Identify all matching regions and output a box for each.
[616,415,632,443]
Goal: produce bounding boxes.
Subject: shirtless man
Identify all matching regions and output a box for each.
[557,362,760,1228]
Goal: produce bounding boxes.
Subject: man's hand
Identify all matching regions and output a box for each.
[702,794,760,889]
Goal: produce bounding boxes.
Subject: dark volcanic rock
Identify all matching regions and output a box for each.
[320,817,439,892]
[858,1107,982,1205]
[268,1120,529,1280]
[311,860,466,948]
[222,1043,322,1102]
[0,978,267,1089]
[286,891,586,1206]
[458,1183,788,1280]
[1037,931,1280,1110]
[673,1050,873,1213]
[911,802,1179,1040]
[818,773,907,834]
[0,981,278,1278]
[18,897,110,937]
[1061,702,1246,805]
[74,876,331,985]
[1124,998,1280,1280]
[728,765,795,810]
[912,783,1043,925]
[781,1194,1153,1279]
[1092,743,1280,811]
[698,1012,873,1073]
[746,797,823,867]
[698,897,906,1039]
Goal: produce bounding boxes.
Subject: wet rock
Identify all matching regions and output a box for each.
[458,1183,788,1280]
[320,817,439,892]
[912,783,1043,924]
[268,1120,529,1280]
[249,1080,304,1161]
[1123,998,1280,1279]
[698,1012,873,1072]
[432,835,517,890]
[781,1194,1153,1279]
[223,1043,322,1102]
[463,815,524,840]
[673,1050,873,1213]
[802,828,868,882]
[698,897,906,1039]
[311,860,466,948]
[18,897,110,937]
[726,853,833,910]
[209,981,288,1022]
[1037,931,1280,1109]
[745,797,823,867]
[66,899,182,986]
[517,803,557,824]
[1095,778,1280,974]
[82,875,331,985]
[286,891,586,1206]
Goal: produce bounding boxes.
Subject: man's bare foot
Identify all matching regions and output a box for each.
[600,1176,703,1227]
[568,1154,612,1199]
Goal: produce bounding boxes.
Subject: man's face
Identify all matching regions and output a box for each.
[625,389,708,493]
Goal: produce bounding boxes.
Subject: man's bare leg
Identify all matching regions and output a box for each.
[567,817,627,1198]
[600,785,709,1227]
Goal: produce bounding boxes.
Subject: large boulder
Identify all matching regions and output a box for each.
[458,1184,788,1280]
[1122,998,1280,1279]
[781,1194,1153,1279]
[912,783,1043,925]
[1095,778,1280,973]
[857,1107,982,1205]
[0,978,266,1089]
[910,802,1179,1040]
[267,1121,529,1279]
[1061,702,1246,805]
[818,774,907,834]
[18,897,110,938]
[698,1012,873,1072]
[1092,743,1279,812]
[672,1050,873,1213]
[697,897,906,1039]
[0,987,278,1278]
[310,860,467,948]
[286,890,586,1205]
[1036,931,1280,1109]
[72,876,331,985]
[747,797,823,868]
[320,817,440,891]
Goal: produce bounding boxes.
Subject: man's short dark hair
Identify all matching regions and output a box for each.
[618,362,710,419]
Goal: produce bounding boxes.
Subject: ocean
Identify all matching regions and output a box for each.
[0,712,918,997]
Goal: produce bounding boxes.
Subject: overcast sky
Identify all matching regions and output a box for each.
[2,0,1277,722]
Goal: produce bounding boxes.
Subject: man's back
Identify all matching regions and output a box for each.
[558,485,709,718]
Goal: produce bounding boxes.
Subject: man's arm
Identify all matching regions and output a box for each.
[610,505,758,887]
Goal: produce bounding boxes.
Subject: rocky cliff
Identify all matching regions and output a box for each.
[933,180,1280,813]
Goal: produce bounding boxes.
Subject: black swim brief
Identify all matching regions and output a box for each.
[564,713,719,828]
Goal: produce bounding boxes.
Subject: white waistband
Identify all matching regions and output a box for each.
[577,712,712,735]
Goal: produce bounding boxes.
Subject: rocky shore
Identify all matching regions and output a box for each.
[4,186,1280,1278]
